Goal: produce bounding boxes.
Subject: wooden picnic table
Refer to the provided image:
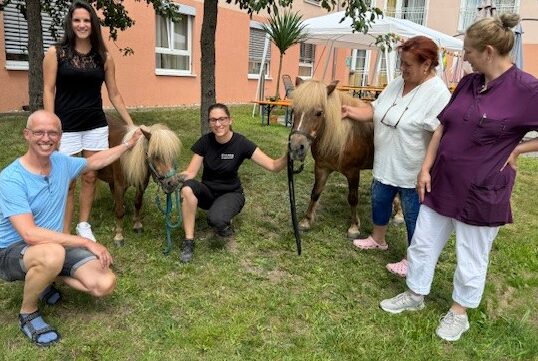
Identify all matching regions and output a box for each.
[251,99,293,126]
[337,85,385,100]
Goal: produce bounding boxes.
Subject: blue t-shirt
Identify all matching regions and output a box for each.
[0,152,87,248]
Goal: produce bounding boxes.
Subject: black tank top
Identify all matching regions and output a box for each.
[54,46,107,132]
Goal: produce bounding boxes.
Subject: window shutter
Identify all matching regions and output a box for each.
[249,28,271,61]
[3,1,63,56]
[300,43,315,62]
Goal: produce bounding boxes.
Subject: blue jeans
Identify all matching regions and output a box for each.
[371,179,420,245]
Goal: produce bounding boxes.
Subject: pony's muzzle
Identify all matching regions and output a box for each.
[161,174,183,194]
[289,133,311,161]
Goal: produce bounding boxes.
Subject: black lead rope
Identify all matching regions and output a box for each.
[288,129,312,256]
[287,152,302,256]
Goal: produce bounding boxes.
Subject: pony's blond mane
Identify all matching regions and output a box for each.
[120,124,181,188]
[292,80,367,162]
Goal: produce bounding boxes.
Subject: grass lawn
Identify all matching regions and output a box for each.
[0,106,537,360]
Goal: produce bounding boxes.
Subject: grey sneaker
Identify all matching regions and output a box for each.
[436,311,470,341]
[76,222,97,242]
[380,291,425,314]
[180,239,195,263]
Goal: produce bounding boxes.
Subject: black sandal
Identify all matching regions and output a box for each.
[39,284,62,305]
[19,311,61,347]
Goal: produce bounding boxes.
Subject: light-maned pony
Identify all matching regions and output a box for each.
[97,115,182,246]
[289,79,374,238]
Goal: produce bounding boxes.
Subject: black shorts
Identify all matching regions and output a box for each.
[0,241,97,282]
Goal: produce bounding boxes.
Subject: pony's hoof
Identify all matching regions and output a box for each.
[134,228,143,235]
[114,235,124,247]
[347,229,361,239]
[298,219,311,231]
[392,215,404,225]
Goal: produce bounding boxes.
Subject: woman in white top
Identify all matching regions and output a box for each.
[342,36,451,277]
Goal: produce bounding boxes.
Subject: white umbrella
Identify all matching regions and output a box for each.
[303,11,463,51]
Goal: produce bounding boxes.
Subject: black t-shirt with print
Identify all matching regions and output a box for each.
[191,132,257,193]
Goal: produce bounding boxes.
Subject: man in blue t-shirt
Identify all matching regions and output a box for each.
[0,110,141,347]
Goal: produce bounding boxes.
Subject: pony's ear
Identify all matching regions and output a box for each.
[327,80,339,95]
[295,77,304,86]
[140,125,152,140]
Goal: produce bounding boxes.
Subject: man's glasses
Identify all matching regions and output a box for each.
[208,116,230,125]
[26,128,61,139]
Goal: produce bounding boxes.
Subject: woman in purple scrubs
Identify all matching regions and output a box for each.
[379,13,538,342]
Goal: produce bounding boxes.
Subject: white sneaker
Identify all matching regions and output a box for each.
[380,291,425,314]
[76,222,97,242]
[436,310,470,341]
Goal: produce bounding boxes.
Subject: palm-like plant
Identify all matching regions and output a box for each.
[261,11,308,99]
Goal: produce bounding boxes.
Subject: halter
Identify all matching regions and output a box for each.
[287,129,317,175]
[289,129,316,144]
[147,156,179,194]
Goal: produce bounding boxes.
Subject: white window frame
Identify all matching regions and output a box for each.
[155,4,195,77]
[298,43,315,79]
[2,0,64,71]
[457,0,520,33]
[304,0,322,6]
[383,0,428,25]
[248,22,271,79]
[350,49,371,86]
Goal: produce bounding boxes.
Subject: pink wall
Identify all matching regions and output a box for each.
[0,2,348,112]
[0,14,29,112]
[1,1,536,112]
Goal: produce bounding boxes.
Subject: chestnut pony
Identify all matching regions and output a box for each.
[97,115,181,246]
[288,79,376,238]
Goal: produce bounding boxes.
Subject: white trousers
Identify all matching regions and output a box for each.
[406,205,499,308]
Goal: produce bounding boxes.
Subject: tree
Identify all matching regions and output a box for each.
[25,0,44,112]
[261,10,307,99]
[0,0,182,112]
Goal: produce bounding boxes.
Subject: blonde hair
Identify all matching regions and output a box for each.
[466,13,520,55]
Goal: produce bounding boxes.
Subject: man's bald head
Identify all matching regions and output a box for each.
[27,110,61,130]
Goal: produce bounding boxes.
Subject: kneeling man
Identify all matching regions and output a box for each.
[0,110,141,346]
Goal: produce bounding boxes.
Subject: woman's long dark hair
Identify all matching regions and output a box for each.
[58,0,107,64]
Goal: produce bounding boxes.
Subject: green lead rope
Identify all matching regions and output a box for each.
[155,188,182,255]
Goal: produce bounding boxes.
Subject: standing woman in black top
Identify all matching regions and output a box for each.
[43,1,134,242]
[179,103,287,262]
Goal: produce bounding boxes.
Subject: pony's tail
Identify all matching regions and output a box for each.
[120,126,149,188]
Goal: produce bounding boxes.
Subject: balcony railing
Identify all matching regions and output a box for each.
[384,6,426,25]
[458,3,519,33]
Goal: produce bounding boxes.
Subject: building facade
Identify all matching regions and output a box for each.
[0,0,536,112]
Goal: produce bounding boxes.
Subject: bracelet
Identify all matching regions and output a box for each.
[122,140,131,150]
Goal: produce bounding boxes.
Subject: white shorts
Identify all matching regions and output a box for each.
[59,126,109,155]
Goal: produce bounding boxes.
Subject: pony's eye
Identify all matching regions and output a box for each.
[315,111,323,117]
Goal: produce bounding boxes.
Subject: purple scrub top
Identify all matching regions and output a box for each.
[423,66,538,226]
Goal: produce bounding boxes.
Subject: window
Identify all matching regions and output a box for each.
[384,0,427,25]
[458,0,519,32]
[155,4,195,76]
[349,49,370,86]
[248,25,271,78]
[2,0,64,70]
[304,0,322,6]
[298,43,315,78]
